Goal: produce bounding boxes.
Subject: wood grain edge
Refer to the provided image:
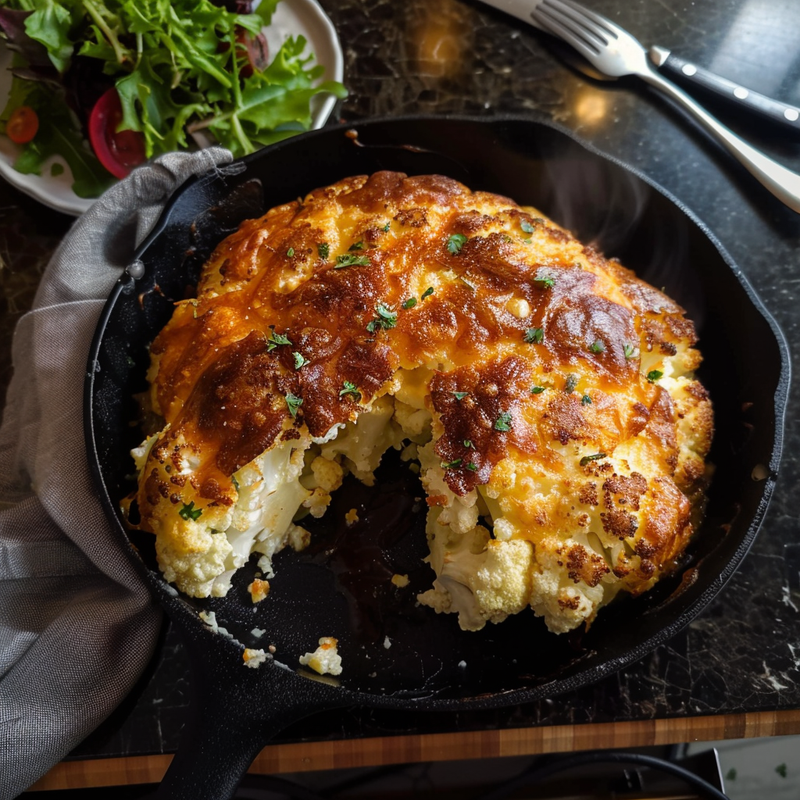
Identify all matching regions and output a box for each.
[30,709,800,790]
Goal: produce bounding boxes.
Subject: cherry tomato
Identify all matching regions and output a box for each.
[88,88,146,180]
[6,106,39,144]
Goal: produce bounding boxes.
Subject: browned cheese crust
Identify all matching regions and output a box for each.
[133,171,713,632]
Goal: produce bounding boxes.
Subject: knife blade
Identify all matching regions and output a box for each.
[476,0,800,133]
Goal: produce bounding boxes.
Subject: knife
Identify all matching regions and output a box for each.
[476,0,800,133]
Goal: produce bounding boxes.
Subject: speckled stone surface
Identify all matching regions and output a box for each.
[3,0,800,762]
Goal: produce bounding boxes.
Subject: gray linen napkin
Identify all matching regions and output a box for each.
[0,147,232,799]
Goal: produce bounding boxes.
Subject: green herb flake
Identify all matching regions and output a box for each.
[579,452,607,467]
[179,501,202,522]
[349,241,365,251]
[647,369,664,383]
[502,234,513,243]
[421,286,434,300]
[285,392,303,418]
[447,233,468,254]
[441,458,463,469]
[623,343,637,360]
[581,394,592,405]
[382,222,391,232]
[564,374,579,393]
[776,764,788,779]
[530,386,546,394]
[494,412,513,432]
[467,462,478,472]
[589,339,605,354]
[267,330,292,350]
[318,242,330,260]
[451,391,469,401]
[292,351,308,370]
[231,475,240,491]
[534,272,556,289]
[335,254,370,268]
[50,163,64,177]
[524,327,544,344]
[366,302,397,333]
[725,769,737,781]
[339,381,362,401]
[286,247,295,258]
[402,297,418,309]
[463,439,474,449]
[521,219,535,234]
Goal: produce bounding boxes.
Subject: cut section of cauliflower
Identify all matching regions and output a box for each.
[128,171,712,635]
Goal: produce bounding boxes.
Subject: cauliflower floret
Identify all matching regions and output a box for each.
[319,395,402,484]
[156,527,233,598]
[418,508,534,631]
[299,637,342,676]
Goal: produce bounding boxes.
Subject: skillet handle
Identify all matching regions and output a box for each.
[149,628,349,800]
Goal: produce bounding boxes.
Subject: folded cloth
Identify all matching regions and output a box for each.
[0,148,233,800]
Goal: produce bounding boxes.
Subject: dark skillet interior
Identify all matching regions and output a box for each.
[86,115,787,709]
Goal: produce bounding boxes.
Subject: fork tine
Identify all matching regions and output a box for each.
[554,0,621,39]
[533,1,609,58]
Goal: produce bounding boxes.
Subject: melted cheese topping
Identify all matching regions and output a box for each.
[131,171,713,633]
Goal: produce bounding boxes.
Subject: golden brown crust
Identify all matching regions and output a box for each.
[135,171,713,616]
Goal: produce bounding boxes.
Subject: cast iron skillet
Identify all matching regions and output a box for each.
[85,115,789,799]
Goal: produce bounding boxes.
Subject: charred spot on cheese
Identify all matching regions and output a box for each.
[130,171,713,637]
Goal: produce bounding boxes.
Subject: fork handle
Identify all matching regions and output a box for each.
[641,64,800,214]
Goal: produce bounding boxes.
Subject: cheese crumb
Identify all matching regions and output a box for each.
[299,637,342,676]
[243,648,270,668]
[248,578,270,603]
[391,573,410,588]
[344,508,360,526]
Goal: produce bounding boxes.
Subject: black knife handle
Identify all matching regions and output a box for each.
[653,49,800,133]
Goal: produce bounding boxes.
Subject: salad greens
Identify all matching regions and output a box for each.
[0,0,346,197]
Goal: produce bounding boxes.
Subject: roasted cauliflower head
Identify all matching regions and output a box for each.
[127,171,713,634]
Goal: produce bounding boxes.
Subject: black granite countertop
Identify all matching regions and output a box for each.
[2,0,800,764]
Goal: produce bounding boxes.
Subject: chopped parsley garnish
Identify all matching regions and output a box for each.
[447,233,468,254]
[179,501,202,521]
[589,339,605,354]
[366,302,398,333]
[441,458,463,469]
[286,247,295,258]
[292,352,308,370]
[339,381,362,401]
[231,475,240,491]
[335,254,370,268]
[267,330,292,350]
[647,369,664,383]
[349,241,365,251]
[524,327,544,344]
[534,272,555,289]
[580,452,607,466]
[521,219,535,234]
[530,386,545,394]
[402,297,418,309]
[494,412,513,431]
[318,242,330,260]
[421,286,434,300]
[382,222,391,232]
[464,439,474,449]
[564,374,579,393]
[285,392,303,418]
[502,234,513,243]
[467,463,478,472]
[451,391,469,401]
[581,394,592,405]
[623,343,637,360]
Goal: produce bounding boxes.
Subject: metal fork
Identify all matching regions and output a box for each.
[532,0,800,213]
